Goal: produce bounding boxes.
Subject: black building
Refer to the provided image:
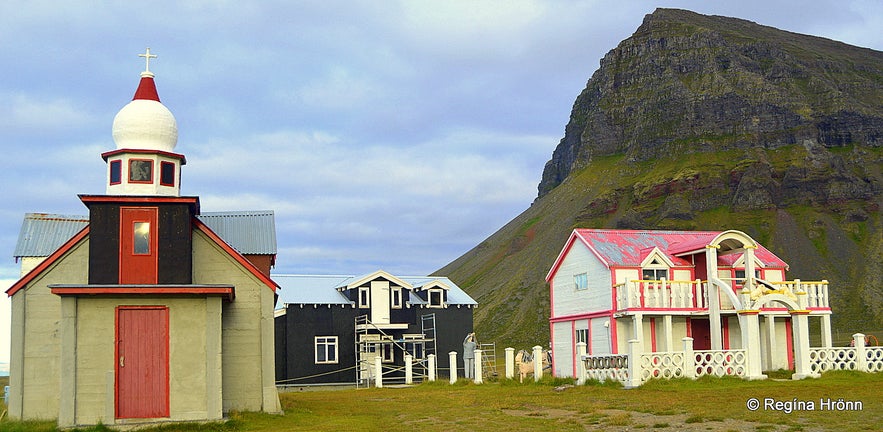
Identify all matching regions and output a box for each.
[274,270,476,386]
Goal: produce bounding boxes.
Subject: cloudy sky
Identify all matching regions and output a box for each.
[0,1,880,361]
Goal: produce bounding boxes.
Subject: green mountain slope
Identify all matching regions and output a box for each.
[437,8,883,349]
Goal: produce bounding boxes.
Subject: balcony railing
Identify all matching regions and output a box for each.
[613,278,829,312]
[614,279,707,311]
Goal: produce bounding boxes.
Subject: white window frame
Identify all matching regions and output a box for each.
[381,338,394,363]
[574,273,588,290]
[391,287,402,309]
[359,287,369,308]
[641,268,668,281]
[576,328,588,345]
[315,336,339,364]
[428,289,444,308]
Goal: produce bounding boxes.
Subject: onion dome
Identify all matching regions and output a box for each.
[111,49,178,152]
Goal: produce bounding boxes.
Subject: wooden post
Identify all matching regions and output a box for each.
[405,354,413,384]
[449,351,458,384]
[428,354,436,382]
[626,339,641,388]
[576,342,587,385]
[532,345,543,382]
[505,347,515,379]
[474,349,483,384]
[853,333,867,372]
[374,356,383,388]
[682,337,695,379]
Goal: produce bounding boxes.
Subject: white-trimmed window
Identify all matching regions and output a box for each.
[642,268,668,281]
[315,336,338,364]
[576,328,588,344]
[404,335,425,359]
[381,339,394,363]
[428,290,444,308]
[735,269,761,280]
[391,287,402,309]
[574,273,588,290]
[359,287,369,308]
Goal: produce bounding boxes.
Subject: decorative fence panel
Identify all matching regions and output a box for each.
[582,354,630,383]
[614,279,706,311]
[692,350,746,378]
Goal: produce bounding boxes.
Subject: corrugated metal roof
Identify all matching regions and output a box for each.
[573,229,787,268]
[14,213,89,258]
[197,210,277,255]
[274,273,478,307]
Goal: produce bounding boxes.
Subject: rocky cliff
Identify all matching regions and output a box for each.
[439,8,883,349]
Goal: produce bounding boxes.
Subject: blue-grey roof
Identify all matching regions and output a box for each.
[13,210,276,259]
[197,211,277,255]
[274,272,478,307]
[14,213,89,258]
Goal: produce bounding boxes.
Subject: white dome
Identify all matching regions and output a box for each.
[112,99,178,151]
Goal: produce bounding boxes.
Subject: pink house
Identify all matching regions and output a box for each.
[546,229,832,380]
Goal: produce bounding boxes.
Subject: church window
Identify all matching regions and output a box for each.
[129,159,153,183]
[160,161,175,186]
[574,273,588,290]
[133,222,151,254]
[110,160,122,184]
[315,336,338,364]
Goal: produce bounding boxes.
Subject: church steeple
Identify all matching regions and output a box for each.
[102,48,185,196]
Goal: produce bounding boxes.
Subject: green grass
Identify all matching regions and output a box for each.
[1,371,881,431]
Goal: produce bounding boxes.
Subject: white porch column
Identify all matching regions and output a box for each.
[576,342,587,385]
[662,315,673,352]
[738,310,766,380]
[706,245,723,350]
[532,345,543,382]
[448,351,458,384]
[405,354,413,384]
[821,315,833,348]
[765,315,777,371]
[374,356,383,388]
[743,245,756,293]
[632,313,644,352]
[474,349,483,384]
[427,354,436,382]
[505,347,515,379]
[790,310,817,379]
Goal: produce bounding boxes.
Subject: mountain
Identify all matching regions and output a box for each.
[437,8,883,349]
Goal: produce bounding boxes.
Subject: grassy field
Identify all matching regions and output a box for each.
[1,372,881,431]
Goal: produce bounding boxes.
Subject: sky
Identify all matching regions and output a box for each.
[0,0,881,363]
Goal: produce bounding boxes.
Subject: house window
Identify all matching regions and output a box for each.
[391,287,402,309]
[428,290,443,308]
[359,287,369,308]
[128,159,153,183]
[315,336,338,364]
[109,160,122,184]
[642,268,668,281]
[381,340,394,363]
[574,273,588,290]
[160,161,175,186]
[576,328,588,344]
[735,269,761,280]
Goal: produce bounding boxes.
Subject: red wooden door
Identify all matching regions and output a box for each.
[691,319,711,350]
[120,207,158,284]
[116,307,169,419]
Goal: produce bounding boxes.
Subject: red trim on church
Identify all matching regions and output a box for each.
[6,226,91,297]
[133,76,161,102]
[50,285,235,302]
[101,148,187,165]
[193,219,279,292]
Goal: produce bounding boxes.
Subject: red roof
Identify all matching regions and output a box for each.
[547,229,788,281]
[132,75,160,102]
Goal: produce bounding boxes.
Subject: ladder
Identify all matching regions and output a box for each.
[479,342,497,378]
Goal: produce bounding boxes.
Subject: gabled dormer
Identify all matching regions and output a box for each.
[412,279,450,308]
[337,270,412,326]
[639,247,675,281]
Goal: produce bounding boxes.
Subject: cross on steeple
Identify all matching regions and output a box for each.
[139,47,158,73]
